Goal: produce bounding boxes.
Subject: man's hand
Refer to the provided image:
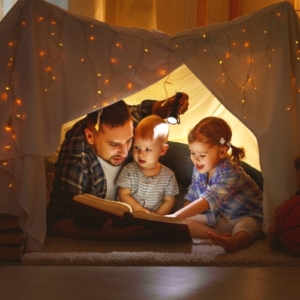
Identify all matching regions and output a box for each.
[99,219,153,241]
[152,92,189,119]
[164,92,189,115]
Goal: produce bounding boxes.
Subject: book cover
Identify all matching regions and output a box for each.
[0,213,20,230]
[0,243,24,261]
[0,227,24,245]
[72,194,192,242]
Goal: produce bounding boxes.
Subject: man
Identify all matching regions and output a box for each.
[47,93,189,240]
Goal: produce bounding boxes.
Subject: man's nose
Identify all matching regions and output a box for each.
[119,144,128,156]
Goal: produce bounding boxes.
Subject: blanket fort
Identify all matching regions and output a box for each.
[0,0,299,251]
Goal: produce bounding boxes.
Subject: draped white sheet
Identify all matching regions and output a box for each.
[0,0,299,250]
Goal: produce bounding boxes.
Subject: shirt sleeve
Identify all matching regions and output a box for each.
[116,164,133,189]
[129,100,155,127]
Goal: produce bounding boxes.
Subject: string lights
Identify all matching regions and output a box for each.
[1,1,172,192]
[170,5,299,119]
[1,1,299,190]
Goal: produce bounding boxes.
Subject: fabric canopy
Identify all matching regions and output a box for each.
[0,0,299,251]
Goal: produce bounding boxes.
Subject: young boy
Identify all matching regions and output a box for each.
[116,115,179,215]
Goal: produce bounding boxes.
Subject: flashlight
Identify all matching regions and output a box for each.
[166,92,182,125]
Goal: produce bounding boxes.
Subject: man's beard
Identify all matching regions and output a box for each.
[105,155,126,167]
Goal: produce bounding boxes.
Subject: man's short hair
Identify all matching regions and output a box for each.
[86,100,132,131]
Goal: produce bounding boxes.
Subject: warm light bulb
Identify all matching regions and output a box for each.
[1,93,7,100]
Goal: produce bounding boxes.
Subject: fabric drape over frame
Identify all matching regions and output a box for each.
[0,0,299,251]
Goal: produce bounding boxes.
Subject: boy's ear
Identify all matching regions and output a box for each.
[160,144,169,156]
[84,128,94,145]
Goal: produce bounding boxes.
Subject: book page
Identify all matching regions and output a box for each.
[131,210,186,224]
[73,194,132,217]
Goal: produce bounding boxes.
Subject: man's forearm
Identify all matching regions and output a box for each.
[47,219,104,240]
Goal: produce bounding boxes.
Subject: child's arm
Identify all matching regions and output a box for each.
[166,197,209,218]
[154,195,175,215]
[118,187,150,213]
[183,200,191,207]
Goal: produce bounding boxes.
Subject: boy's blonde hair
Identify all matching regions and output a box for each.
[135,115,169,144]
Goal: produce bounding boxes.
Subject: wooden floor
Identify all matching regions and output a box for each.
[0,265,299,300]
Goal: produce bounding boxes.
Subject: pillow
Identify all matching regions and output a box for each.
[159,141,194,193]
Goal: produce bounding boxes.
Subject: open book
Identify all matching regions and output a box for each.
[72,194,192,242]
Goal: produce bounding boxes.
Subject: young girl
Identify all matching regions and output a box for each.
[167,117,264,252]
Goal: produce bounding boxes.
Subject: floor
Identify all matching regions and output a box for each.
[0,265,299,300]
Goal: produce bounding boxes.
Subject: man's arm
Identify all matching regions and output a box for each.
[129,92,189,124]
[47,218,152,241]
[151,93,189,118]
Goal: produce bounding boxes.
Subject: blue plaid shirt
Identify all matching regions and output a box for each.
[47,100,155,229]
[185,159,263,226]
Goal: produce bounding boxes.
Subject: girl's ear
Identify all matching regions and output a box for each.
[220,146,228,159]
[84,128,94,145]
[160,144,169,156]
